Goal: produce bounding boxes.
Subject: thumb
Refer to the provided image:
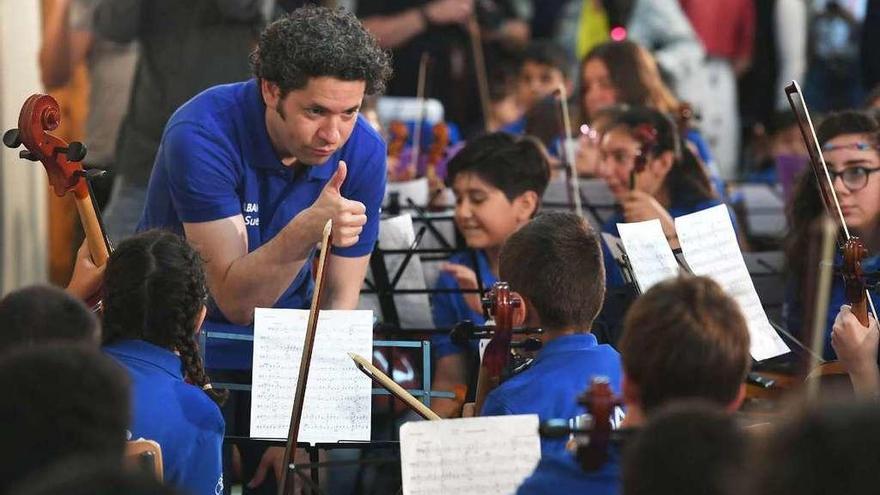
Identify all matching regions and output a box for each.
[325,161,347,193]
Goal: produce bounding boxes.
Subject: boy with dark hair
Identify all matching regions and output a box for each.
[516,275,751,494]
[0,344,130,493]
[477,211,620,455]
[757,402,880,495]
[0,284,100,353]
[622,401,749,495]
[503,40,573,139]
[431,132,550,417]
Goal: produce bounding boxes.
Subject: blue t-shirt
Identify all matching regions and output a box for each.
[601,198,728,289]
[481,333,622,455]
[104,340,224,495]
[516,449,620,495]
[431,250,497,359]
[138,79,387,369]
[784,252,880,360]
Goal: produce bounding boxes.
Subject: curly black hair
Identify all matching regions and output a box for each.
[102,230,227,405]
[251,5,392,96]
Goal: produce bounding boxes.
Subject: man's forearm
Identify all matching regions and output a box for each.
[209,212,320,325]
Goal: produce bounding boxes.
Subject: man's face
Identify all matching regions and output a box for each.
[262,77,366,165]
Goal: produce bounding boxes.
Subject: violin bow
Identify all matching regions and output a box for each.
[278,220,333,495]
[409,53,430,175]
[785,81,878,323]
[556,83,584,219]
[467,14,492,132]
[348,352,442,420]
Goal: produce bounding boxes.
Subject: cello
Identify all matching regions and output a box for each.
[3,94,111,304]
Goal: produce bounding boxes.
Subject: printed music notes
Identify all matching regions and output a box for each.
[616,219,680,293]
[250,309,373,442]
[674,205,791,361]
[400,415,541,495]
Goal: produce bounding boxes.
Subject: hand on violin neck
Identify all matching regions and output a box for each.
[831,306,880,389]
[620,191,677,246]
[423,0,474,26]
[65,240,105,301]
[306,161,367,248]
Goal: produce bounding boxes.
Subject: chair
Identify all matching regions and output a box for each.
[125,438,163,481]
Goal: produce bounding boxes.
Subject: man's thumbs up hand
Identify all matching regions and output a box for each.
[308,161,367,248]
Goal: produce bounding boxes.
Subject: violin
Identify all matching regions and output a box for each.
[472,281,521,415]
[539,376,625,471]
[3,94,111,304]
[785,81,876,383]
[387,120,412,182]
[425,122,450,193]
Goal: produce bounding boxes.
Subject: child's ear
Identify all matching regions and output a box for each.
[513,190,539,222]
[511,291,528,327]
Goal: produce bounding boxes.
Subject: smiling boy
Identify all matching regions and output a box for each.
[430,132,550,417]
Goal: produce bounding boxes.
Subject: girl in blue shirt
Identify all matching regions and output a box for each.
[784,110,880,360]
[430,132,550,417]
[598,106,720,282]
[102,230,227,495]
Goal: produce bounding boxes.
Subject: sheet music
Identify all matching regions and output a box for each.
[400,415,541,495]
[250,309,373,442]
[674,205,790,361]
[360,214,434,329]
[616,219,680,293]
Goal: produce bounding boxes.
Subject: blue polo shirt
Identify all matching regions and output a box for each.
[104,340,224,495]
[431,250,497,359]
[516,449,620,495]
[784,252,880,360]
[481,333,622,454]
[138,79,387,369]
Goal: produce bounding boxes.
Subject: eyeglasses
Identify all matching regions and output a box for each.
[826,166,880,191]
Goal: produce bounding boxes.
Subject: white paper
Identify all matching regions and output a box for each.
[400,415,541,495]
[359,214,434,329]
[250,309,373,442]
[616,219,680,293]
[674,205,790,361]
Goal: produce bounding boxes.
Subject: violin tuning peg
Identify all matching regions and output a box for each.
[19,150,37,161]
[66,142,87,162]
[3,129,21,148]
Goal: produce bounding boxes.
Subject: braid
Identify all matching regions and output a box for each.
[103,230,227,404]
[176,333,228,405]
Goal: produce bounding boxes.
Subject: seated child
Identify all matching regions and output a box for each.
[0,344,130,493]
[479,211,622,456]
[101,230,227,494]
[0,284,99,353]
[431,132,550,417]
[516,275,751,494]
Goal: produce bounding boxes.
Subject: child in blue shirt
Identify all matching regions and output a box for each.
[477,211,623,455]
[595,106,726,344]
[517,275,752,494]
[431,132,550,417]
[101,230,226,495]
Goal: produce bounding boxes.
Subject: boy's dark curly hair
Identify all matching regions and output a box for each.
[102,230,227,405]
[251,5,392,96]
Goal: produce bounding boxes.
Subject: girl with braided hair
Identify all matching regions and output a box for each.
[102,229,226,495]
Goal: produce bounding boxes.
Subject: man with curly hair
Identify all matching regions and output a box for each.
[139,5,391,365]
[136,8,392,491]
